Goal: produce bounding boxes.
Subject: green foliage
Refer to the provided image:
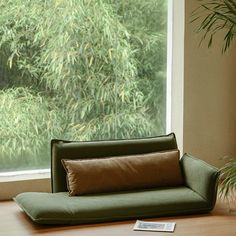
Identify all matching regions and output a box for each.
[0,0,167,171]
[108,0,167,130]
[218,157,236,200]
[192,0,236,53]
[0,87,63,170]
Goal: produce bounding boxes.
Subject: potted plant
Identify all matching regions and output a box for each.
[192,0,236,208]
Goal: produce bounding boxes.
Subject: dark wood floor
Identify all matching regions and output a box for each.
[0,198,236,236]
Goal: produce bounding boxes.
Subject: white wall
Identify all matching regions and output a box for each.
[184,0,236,167]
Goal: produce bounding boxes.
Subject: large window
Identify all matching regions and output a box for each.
[0,0,168,172]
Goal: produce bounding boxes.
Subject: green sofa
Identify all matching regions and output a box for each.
[15,133,219,225]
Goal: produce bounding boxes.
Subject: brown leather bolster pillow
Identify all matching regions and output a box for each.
[62,149,183,196]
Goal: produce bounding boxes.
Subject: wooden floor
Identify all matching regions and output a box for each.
[0,199,236,236]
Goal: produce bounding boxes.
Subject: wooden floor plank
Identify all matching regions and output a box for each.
[0,199,236,236]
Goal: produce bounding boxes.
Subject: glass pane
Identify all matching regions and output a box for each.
[0,0,168,172]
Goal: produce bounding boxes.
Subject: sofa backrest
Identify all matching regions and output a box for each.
[51,133,178,193]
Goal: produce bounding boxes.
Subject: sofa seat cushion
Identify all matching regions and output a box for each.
[15,186,211,225]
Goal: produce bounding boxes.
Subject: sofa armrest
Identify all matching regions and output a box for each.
[180,153,220,210]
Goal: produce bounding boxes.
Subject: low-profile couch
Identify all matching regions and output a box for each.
[15,133,219,225]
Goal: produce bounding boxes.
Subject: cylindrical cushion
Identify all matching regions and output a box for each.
[62,149,183,196]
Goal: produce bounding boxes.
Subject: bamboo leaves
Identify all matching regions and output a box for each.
[0,88,63,170]
[0,0,167,171]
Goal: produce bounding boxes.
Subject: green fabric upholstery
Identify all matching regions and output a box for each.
[15,133,219,225]
[180,153,219,210]
[51,133,178,193]
[15,187,210,225]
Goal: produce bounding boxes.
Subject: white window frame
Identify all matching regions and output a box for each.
[166,0,185,153]
[0,0,185,200]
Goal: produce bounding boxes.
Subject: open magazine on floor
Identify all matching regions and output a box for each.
[133,220,176,232]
